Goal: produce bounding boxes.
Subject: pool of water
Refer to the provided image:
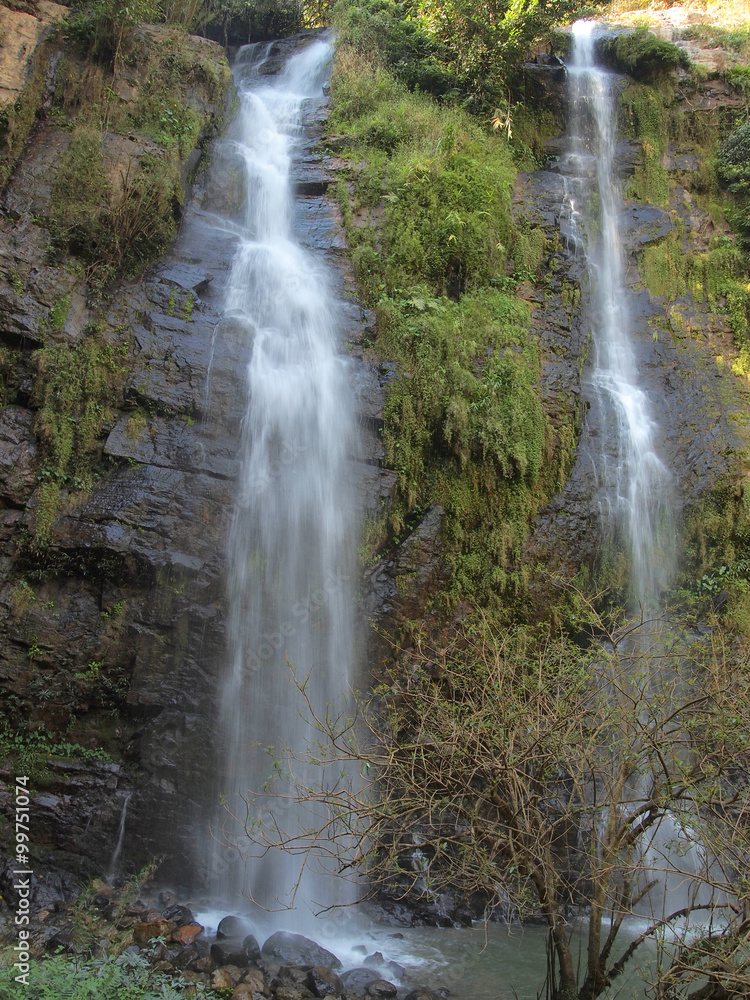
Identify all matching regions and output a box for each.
[197,906,656,999]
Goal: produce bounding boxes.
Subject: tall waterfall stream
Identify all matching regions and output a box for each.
[209,37,357,931]
[566,21,716,927]
[194,25,716,1000]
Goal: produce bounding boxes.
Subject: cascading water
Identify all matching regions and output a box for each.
[108,790,132,881]
[208,36,358,930]
[565,22,715,922]
[566,21,674,608]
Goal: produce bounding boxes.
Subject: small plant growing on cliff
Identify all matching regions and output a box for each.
[30,335,128,546]
[9,580,36,616]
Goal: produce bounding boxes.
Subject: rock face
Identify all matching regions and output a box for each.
[0,1,66,107]
[518,70,750,602]
[0,22,236,889]
[0,26,398,897]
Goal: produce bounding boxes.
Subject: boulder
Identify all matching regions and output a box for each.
[216,915,256,941]
[262,931,341,970]
[306,965,344,997]
[364,980,397,999]
[340,968,380,997]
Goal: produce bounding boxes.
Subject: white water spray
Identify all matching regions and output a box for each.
[209,37,358,930]
[567,21,674,606]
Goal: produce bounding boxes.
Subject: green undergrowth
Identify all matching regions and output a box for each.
[680,475,750,635]
[331,44,561,604]
[0,726,111,789]
[31,335,129,546]
[0,866,221,997]
[44,23,230,293]
[600,27,689,80]
[49,123,181,291]
[678,21,750,59]
[639,234,750,346]
[620,82,672,204]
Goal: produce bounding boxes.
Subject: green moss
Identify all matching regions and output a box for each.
[639,233,686,301]
[330,44,571,605]
[31,335,128,545]
[49,294,70,333]
[49,125,179,285]
[513,226,547,279]
[681,477,750,604]
[600,28,690,80]
[620,83,670,205]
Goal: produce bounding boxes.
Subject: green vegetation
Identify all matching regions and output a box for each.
[600,27,690,80]
[48,124,181,290]
[718,116,750,248]
[0,865,222,999]
[330,21,564,600]
[620,82,670,204]
[639,235,750,348]
[31,336,128,545]
[0,950,214,1000]
[0,725,110,788]
[679,19,750,58]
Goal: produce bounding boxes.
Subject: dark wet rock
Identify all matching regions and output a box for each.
[0,405,37,504]
[211,941,249,967]
[306,966,344,997]
[618,201,673,249]
[365,504,448,632]
[340,969,381,996]
[241,933,262,961]
[163,904,197,926]
[363,954,404,980]
[262,931,342,971]
[216,915,255,941]
[364,980,397,999]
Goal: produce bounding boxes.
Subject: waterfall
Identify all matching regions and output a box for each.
[566,21,674,607]
[564,23,720,923]
[208,36,358,929]
[108,790,132,881]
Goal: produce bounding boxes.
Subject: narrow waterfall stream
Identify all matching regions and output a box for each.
[565,22,715,925]
[208,36,358,930]
[566,21,674,607]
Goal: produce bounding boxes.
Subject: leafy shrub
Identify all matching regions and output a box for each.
[718,118,750,247]
[331,41,560,599]
[50,127,179,285]
[0,950,220,999]
[599,27,690,80]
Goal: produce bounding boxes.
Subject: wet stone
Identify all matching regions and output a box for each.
[339,968,380,996]
[262,931,342,971]
[217,915,256,941]
[306,966,344,997]
[364,980,397,999]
